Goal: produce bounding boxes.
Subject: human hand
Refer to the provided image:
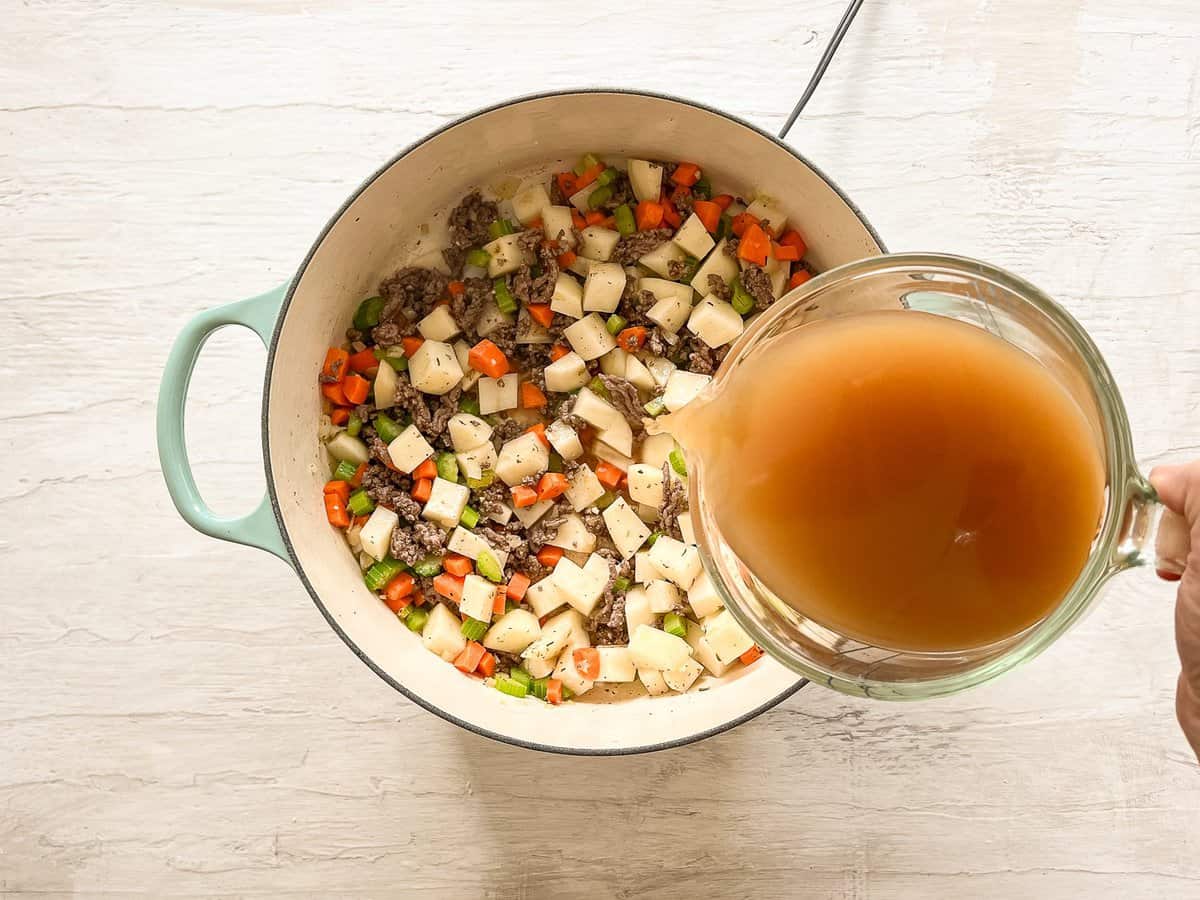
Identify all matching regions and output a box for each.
[1150,461,1200,760]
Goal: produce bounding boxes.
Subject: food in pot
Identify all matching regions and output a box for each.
[316,154,811,702]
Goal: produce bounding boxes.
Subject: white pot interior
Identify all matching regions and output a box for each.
[266,91,883,753]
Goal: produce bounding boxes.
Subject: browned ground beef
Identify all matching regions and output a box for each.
[448,191,499,249]
[706,274,731,302]
[612,228,672,265]
[741,265,775,311]
[598,375,645,432]
[378,267,447,328]
[659,461,688,539]
[390,521,447,564]
[450,277,493,333]
[390,379,462,441]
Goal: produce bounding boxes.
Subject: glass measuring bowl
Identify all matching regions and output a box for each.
[690,253,1190,700]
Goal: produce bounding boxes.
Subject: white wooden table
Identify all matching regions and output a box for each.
[3,1,1198,896]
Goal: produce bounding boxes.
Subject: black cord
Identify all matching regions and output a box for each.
[778,0,866,140]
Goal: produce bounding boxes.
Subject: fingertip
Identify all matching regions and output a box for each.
[1150,464,1188,511]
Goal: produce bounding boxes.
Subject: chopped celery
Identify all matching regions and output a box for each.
[364,558,406,592]
[588,185,613,210]
[579,152,601,171]
[384,355,408,372]
[477,549,503,583]
[495,675,528,698]
[587,376,609,399]
[466,469,496,490]
[679,255,700,284]
[613,204,636,236]
[493,277,518,314]
[461,617,489,641]
[404,607,429,633]
[459,506,480,529]
[716,214,732,241]
[508,667,533,689]
[692,175,712,200]
[465,247,491,267]
[643,397,667,418]
[646,531,663,548]
[459,395,481,416]
[595,491,617,510]
[669,449,688,477]
[731,278,755,315]
[530,677,550,701]
[606,314,627,336]
[412,555,443,577]
[347,490,374,517]
[352,296,385,330]
[374,412,403,445]
[332,459,358,482]
[663,612,687,638]
[596,167,618,187]
[436,451,459,483]
[487,219,517,240]
[346,412,362,438]
[547,452,564,474]
[614,575,631,592]
[561,685,575,701]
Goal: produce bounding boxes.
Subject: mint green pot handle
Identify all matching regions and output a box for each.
[156,284,293,566]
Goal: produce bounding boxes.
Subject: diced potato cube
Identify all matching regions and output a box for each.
[639,241,687,279]
[550,273,584,319]
[422,602,467,662]
[745,195,788,235]
[663,656,704,692]
[628,463,665,506]
[579,227,621,262]
[455,441,496,481]
[374,358,398,410]
[459,574,496,623]
[566,254,592,278]
[421,477,469,529]
[638,667,671,696]
[624,586,654,634]
[635,550,667,584]
[359,506,398,562]
[685,618,728,676]
[483,232,533,277]
[640,432,676,468]
[595,646,637,683]
[687,569,724,619]
[592,438,634,471]
[552,554,609,614]
[409,340,464,396]
[495,433,550,486]
[511,499,554,527]
[672,213,716,259]
[691,239,739,289]
[478,374,519,414]
[646,579,682,614]
[446,526,507,570]
[624,354,655,392]
[628,159,663,203]
[448,413,492,452]
[662,369,712,412]
[687,294,744,348]
[511,181,552,225]
[641,354,675,389]
[545,419,584,460]
[646,293,692,334]
[544,351,591,392]
[636,502,660,524]
[553,638,595,697]
[548,514,598,554]
[525,575,565,618]
[677,509,696,544]
[582,261,626,313]
[639,277,694,306]
[628,624,693,671]
[571,386,626,432]
[599,347,629,378]
[417,305,461,342]
[523,609,585,662]
[516,306,553,345]
[476,299,514,338]
[648,535,702,589]
[542,205,576,246]
[564,464,605,511]
[483,608,541,654]
[602,497,652,559]
[705,609,756,664]
[486,504,513,526]
[387,425,434,474]
[452,340,481,390]
[563,313,616,361]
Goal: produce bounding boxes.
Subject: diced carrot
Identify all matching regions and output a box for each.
[571,210,587,229]
[669,185,691,207]
[323,491,350,528]
[738,223,771,266]
[740,645,765,666]
[506,573,531,602]
[443,554,473,577]
[549,343,571,362]
[410,590,426,607]
[412,457,438,480]
[635,200,665,231]
[347,347,380,374]
[524,422,550,448]
[528,216,544,230]
[433,573,465,603]
[731,212,759,238]
[384,573,415,610]
[477,651,497,677]
[520,381,548,409]
[353,515,369,528]
[662,201,682,229]
[411,478,432,503]
[536,545,564,567]
[557,249,578,269]
[577,424,597,445]
[574,162,605,190]
[401,336,425,357]
[323,480,351,503]
[527,304,554,328]
[573,647,601,680]
[468,339,510,378]
[447,280,466,297]
[599,215,616,229]
[454,640,487,673]
[584,210,606,226]
[321,382,349,406]
[511,485,538,508]
[322,347,350,382]
[771,241,801,262]
[616,326,648,353]
[546,678,564,705]
[712,193,735,211]
[778,229,808,256]
[555,172,578,197]
[351,462,367,488]
[536,472,569,502]
[788,270,813,290]
[692,199,722,233]
[330,407,350,426]
[670,162,701,187]
[342,373,370,405]
[491,586,507,617]
[595,460,624,490]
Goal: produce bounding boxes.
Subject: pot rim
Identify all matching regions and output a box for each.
[260,87,887,755]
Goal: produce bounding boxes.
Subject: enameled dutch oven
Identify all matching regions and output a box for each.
[157,89,885,754]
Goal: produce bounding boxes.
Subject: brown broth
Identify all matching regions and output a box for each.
[669,310,1106,652]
